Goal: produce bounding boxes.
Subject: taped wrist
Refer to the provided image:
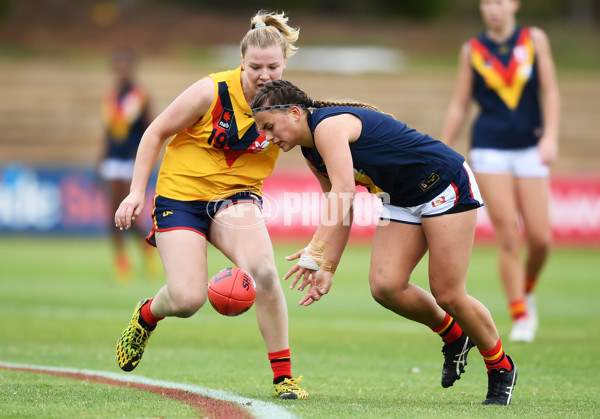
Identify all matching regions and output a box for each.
[321,259,338,273]
[298,236,327,270]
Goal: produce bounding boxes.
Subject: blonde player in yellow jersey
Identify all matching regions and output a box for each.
[113,11,308,399]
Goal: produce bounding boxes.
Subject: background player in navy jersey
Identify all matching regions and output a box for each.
[99,48,156,280]
[441,0,560,343]
[251,79,518,405]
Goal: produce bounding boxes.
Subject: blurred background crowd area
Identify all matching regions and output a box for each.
[0,0,598,173]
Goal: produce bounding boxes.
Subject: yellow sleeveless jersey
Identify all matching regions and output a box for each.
[156,67,279,201]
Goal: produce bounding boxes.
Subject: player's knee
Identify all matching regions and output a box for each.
[369,274,386,299]
[246,263,278,293]
[369,284,385,304]
[369,275,404,306]
[492,218,520,245]
[432,292,461,315]
[497,230,521,253]
[529,233,552,257]
[170,293,206,317]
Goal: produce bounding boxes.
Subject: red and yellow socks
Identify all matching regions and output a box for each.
[431,313,464,344]
[140,298,164,330]
[510,275,539,320]
[480,339,512,372]
[268,348,292,384]
[509,299,527,321]
[431,313,513,374]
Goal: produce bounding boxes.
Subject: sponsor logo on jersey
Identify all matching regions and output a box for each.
[217,108,234,130]
[252,139,270,150]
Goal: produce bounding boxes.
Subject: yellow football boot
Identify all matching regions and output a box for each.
[273,376,309,399]
[116,298,154,371]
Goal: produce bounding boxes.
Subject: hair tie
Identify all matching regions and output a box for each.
[311,99,315,108]
[252,104,307,115]
[254,22,266,28]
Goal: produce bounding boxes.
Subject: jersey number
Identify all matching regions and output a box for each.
[207,128,230,149]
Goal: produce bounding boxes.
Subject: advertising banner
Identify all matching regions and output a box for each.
[1,165,599,245]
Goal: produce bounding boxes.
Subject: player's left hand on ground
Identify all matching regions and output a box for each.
[298,270,333,306]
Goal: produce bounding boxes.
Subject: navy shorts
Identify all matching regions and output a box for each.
[146,192,262,247]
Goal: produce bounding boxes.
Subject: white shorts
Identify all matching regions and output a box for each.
[381,163,483,225]
[469,147,549,178]
[98,158,135,181]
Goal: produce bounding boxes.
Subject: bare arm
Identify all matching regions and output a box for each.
[309,165,353,271]
[310,116,357,262]
[305,162,355,264]
[441,42,474,147]
[284,114,360,304]
[115,77,215,229]
[531,27,560,165]
[285,159,354,305]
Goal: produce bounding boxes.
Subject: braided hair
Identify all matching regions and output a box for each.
[251,80,391,116]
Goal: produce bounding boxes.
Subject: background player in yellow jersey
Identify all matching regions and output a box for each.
[113,11,308,399]
[441,0,560,343]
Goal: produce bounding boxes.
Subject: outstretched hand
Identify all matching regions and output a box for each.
[283,248,334,306]
[283,248,314,291]
[297,270,333,306]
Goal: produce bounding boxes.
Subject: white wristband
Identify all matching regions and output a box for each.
[298,253,321,271]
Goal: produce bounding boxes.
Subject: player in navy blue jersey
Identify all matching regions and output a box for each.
[441,0,560,343]
[99,48,155,280]
[251,79,517,405]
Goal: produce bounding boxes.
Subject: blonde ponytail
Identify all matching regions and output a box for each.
[241,10,300,58]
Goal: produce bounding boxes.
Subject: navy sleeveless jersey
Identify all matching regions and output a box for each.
[470,27,542,150]
[102,83,149,160]
[301,107,465,207]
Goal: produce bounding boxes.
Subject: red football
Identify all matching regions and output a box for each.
[207,267,257,316]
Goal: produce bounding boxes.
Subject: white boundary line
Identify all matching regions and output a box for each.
[0,361,295,419]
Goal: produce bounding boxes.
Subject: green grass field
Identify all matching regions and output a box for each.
[1,236,598,418]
